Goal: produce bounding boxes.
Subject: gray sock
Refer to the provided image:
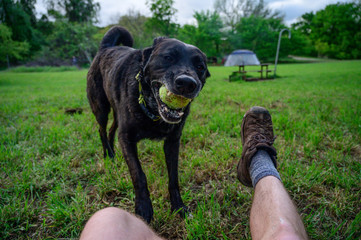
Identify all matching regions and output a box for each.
[249,150,281,187]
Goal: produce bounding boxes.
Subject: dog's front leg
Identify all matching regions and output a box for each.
[164,137,188,218]
[118,134,153,223]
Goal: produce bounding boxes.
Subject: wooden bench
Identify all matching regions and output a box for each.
[229,64,273,81]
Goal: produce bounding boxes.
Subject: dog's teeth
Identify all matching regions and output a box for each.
[167,91,172,96]
[179,112,184,117]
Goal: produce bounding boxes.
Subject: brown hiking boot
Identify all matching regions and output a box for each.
[237,106,277,187]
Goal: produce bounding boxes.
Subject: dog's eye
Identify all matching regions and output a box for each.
[164,55,173,62]
[196,64,205,71]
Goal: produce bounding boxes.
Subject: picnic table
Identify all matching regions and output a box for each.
[229,64,273,82]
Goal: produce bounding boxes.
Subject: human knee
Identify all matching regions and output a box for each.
[91,207,125,219]
[272,221,306,240]
[81,207,160,240]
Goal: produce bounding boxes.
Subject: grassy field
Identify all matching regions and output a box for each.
[1,61,360,239]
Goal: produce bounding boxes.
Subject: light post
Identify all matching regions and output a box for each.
[274,29,291,77]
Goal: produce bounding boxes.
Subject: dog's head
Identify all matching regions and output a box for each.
[142,37,210,124]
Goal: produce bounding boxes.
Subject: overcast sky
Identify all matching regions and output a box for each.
[35,0,353,27]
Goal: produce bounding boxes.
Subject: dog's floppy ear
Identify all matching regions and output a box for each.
[142,47,153,74]
[206,69,211,78]
[142,47,153,67]
[202,52,211,79]
[142,37,168,72]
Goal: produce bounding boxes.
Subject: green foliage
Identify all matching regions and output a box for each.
[1,61,360,238]
[1,0,360,66]
[178,11,223,57]
[0,0,43,53]
[116,10,154,48]
[177,25,197,45]
[44,20,98,64]
[214,0,283,31]
[36,14,54,37]
[291,12,314,37]
[146,0,178,37]
[222,15,315,62]
[0,24,29,63]
[292,2,361,59]
[18,0,37,25]
[45,0,100,23]
[233,16,286,61]
[0,0,101,66]
[23,0,102,66]
[289,30,317,57]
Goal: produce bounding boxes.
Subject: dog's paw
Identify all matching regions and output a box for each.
[135,199,154,223]
[172,204,190,219]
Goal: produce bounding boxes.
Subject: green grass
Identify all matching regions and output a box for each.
[6,66,79,73]
[1,61,360,239]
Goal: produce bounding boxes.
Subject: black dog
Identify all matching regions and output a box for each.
[87,26,210,223]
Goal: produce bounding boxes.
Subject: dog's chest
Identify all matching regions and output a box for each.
[137,121,180,140]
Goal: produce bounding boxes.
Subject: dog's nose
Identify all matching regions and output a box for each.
[175,75,197,95]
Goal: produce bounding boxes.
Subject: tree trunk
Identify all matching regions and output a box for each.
[6,55,10,68]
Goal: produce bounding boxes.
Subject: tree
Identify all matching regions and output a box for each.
[36,13,54,37]
[33,0,101,65]
[292,2,361,59]
[0,0,42,52]
[19,0,37,25]
[146,0,178,36]
[291,12,314,36]
[178,10,223,57]
[0,24,29,66]
[214,0,283,31]
[40,20,98,65]
[45,0,100,23]
[117,9,153,48]
[233,16,300,61]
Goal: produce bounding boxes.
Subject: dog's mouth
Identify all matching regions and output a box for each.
[151,81,192,124]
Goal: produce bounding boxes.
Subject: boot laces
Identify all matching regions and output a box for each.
[247,117,275,145]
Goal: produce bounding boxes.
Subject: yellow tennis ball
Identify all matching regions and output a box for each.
[159,86,191,109]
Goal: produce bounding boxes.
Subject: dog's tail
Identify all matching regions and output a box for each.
[100,26,134,50]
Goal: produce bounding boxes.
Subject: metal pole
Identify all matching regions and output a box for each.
[274,29,291,77]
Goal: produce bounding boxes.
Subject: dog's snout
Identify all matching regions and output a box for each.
[175,75,197,95]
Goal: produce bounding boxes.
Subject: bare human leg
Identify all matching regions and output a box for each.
[238,106,308,240]
[79,207,163,240]
[250,176,308,240]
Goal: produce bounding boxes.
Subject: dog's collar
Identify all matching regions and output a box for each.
[135,71,160,121]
